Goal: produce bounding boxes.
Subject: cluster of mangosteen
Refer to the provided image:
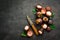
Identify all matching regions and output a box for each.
[21,4,55,37]
[35,4,54,34]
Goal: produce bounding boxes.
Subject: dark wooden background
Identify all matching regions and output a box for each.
[0,0,60,40]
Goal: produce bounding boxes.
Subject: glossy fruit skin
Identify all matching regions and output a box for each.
[48,20,53,24]
[46,6,51,11]
[36,12,42,18]
[36,18,42,24]
[43,17,48,22]
[41,8,46,14]
[46,27,51,31]
[27,30,33,37]
[42,24,48,29]
[46,11,52,17]
[36,5,42,11]
[24,25,29,31]
[38,30,43,34]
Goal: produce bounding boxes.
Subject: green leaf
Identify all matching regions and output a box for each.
[21,33,27,36]
[52,13,55,18]
[50,24,56,30]
[32,8,36,14]
[21,31,27,37]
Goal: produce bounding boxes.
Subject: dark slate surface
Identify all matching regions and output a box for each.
[0,0,60,40]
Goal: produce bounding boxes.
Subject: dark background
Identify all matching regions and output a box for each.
[0,0,60,40]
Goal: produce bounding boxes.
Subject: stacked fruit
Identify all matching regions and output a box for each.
[33,4,55,34]
[21,4,55,37]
